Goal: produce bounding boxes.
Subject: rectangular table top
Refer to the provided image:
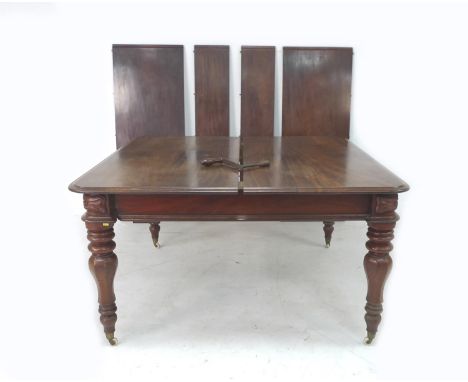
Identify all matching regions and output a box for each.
[69,136,408,195]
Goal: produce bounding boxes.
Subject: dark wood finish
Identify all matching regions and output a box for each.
[323,221,334,247]
[115,194,371,221]
[69,137,240,194]
[69,137,408,195]
[112,45,186,253]
[73,42,409,345]
[71,139,408,345]
[281,48,352,250]
[195,46,230,136]
[242,137,409,194]
[149,222,161,248]
[113,45,185,148]
[364,194,398,344]
[83,194,118,345]
[241,46,275,136]
[282,47,352,138]
[112,45,186,247]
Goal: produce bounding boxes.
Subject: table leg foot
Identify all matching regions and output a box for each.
[106,332,118,346]
[323,221,334,248]
[364,331,376,345]
[149,222,161,249]
[87,225,118,345]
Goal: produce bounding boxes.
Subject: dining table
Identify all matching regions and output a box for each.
[69,135,409,345]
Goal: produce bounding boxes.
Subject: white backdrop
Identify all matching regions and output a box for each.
[1,1,468,381]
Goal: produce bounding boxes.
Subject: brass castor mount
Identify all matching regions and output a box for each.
[106,332,118,346]
[364,331,376,345]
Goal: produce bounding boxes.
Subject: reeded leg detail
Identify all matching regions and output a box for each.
[323,221,335,248]
[364,195,399,344]
[149,222,161,248]
[83,194,118,345]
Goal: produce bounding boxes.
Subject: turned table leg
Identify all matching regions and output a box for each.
[83,194,118,345]
[364,195,398,344]
[149,222,161,248]
[323,221,335,247]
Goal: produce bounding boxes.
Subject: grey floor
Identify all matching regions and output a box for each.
[99,221,383,380]
[9,218,457,380]
[116,221,367,347]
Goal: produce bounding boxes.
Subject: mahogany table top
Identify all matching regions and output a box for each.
[69,136,409,195]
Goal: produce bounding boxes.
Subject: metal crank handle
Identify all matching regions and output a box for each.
[201,158,240,170]
[242,161,270,169]
[201,158,224,167]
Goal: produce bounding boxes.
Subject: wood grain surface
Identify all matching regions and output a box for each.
[282,47,352,138]
[195,45,230,136]
[115,194,371,219]
[70,137,408,194]
[242,137,409,193]
[69,137,240,194]
[241,46,275,136]
[112,45,185,148]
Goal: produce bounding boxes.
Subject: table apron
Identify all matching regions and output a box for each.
[114,194,372,222]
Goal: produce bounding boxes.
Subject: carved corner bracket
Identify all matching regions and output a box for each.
[82,194,116,223]
[370,194,399,223]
